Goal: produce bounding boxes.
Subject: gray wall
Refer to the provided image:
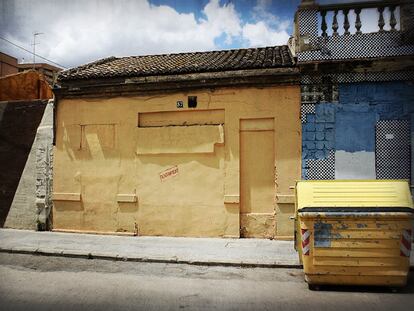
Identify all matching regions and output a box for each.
[4,99,53,230]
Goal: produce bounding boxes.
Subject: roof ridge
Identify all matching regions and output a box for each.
[126,45,286,59]
[62,56,117,74]
[58,45,294,82]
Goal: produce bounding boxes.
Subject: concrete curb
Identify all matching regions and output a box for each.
[0,247,303,268]
[3,246,413,270]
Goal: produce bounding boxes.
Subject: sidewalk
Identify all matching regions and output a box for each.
[1,229,413,268]
[0,229,300,267]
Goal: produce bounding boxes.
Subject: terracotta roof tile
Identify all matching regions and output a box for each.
[58,45,294,81]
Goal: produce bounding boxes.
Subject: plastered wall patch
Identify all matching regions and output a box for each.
[335,150,376,179]
[160,166,179,182]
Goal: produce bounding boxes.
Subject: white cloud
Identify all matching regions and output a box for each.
[241,0,291,47]
[242,21,290,47]
[201,0,242,43]
[252,0,278,27]
[1,0,291,68]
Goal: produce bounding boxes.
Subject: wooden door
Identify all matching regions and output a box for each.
[240,118,275,238]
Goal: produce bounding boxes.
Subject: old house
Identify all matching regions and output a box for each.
[53,46,302,238]
[293,0,414,189]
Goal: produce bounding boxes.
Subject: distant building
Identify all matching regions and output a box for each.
[18,63,63,85]
[0,70,53,101]
[0,52,62,85]
[0,52,19,77]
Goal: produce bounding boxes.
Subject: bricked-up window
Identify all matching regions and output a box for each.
[137,110,224,127]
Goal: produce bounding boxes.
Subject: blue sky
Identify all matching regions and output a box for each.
[0,0,303,68]
[149,0,299,35]
[0,0,383,68]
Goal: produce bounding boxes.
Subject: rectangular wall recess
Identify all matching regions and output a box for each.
[240,118,274,131]
[138,109,224,127]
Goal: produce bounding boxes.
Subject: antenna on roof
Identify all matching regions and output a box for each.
[32,31,44,70]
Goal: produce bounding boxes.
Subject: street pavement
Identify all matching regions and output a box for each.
[0,253,413,311]
[0,228,300,267]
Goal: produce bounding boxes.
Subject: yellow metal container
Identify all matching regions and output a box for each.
[295,180,413,288]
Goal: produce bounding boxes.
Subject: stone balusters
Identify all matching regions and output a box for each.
[378,7,385,32]
[355,8,362,34]
[343,9,350,35]
[389,6,397,31]
[320,3,400,37]
[321,10,328,37]
[332,10,339,36]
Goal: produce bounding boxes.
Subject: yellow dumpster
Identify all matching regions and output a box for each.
[294,180,413,289]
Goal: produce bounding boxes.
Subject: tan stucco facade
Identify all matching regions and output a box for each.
[53,85,301,239]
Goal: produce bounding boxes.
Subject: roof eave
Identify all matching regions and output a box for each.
[54,67,300,99]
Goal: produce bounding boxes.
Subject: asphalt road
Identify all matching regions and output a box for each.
[0,253,413,311]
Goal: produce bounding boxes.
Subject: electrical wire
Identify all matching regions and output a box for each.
[0,36,68,69]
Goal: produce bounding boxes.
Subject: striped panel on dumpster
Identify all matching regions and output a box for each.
[400,229,412,257]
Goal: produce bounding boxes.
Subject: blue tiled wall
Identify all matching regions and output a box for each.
[302,81,414,179]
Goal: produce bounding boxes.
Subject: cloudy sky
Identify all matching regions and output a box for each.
[0,0,393,69]
[0,0,299,68]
